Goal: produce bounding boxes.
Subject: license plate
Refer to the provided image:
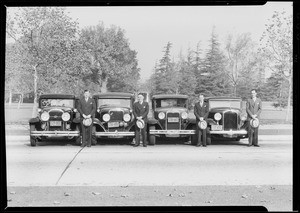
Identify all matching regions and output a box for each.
[50,121,62,126]
[108,122,119,128]
[211,124,222,131]
[168,117,179,123]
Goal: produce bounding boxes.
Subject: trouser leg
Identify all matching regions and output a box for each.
[86,125,92,146]
[197,126,202,146]
[135,128,141,145]
[253,127,258,145]
[202,129,207,146]
[142,123,147,145]
[248,121,253,145]
[81,123,87,145]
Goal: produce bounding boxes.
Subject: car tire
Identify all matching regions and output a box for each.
[91,126,97,145]
[191,134,197,146]
[75,125,82,146]
[206,137,211,145]
[149,126,156,145]
[30,124,37,146]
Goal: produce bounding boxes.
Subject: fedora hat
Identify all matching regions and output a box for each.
[83,118,92,127]
[198,120,207,129]
[136,119,145,129]
[250,118,259,128]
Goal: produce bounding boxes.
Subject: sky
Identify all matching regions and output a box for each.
[7,2,293,82]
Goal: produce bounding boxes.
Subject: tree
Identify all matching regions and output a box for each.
[259,10,292,121]
[153,42,178,94]
[199,28,230,97]
[78,23,140,94]
[6,7,79,116]
[225,33,259,97]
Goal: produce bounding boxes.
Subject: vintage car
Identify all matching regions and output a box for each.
[91,92,136,144]
[29,94,81,146]
[205,97,248,142]
[148,94,196,145]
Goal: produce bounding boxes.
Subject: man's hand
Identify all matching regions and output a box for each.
[137,116,142,120]
[87,114,91,119]
[83,114,87,119]
[252,114,257,119]
[200,117,204,121]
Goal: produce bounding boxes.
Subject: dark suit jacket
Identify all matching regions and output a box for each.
[77,97,96,119]
[133,101,149,122]
[246,97,262,120]
[194,101,209,122]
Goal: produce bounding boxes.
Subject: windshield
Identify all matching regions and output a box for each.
[97,98,131,108]
[209,99,241,109]
[41,99,74,108]
[154,98,187,108]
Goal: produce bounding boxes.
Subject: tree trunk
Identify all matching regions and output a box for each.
[100,77,108,93]
[285,75,292,122]
[32,65,38,118]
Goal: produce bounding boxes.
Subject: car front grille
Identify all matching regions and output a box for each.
[166,112,180,130]
[223,111,238,130]
[49,110,63,120]
[109,110,123,121]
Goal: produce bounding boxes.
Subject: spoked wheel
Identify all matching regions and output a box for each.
[30,124,37,146]
[148,126,156,145]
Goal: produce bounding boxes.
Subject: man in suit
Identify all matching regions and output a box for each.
[194,93,209,147]
[77,89,96,147]
[246,89,262,147]
[133,93,149,147]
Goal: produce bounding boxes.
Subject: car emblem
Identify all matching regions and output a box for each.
[54,115,58,119]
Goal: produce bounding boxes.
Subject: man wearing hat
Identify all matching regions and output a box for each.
[246,89,262,147]
[133,93,149,147]
[194,93,209,147]
[77,89,96,147]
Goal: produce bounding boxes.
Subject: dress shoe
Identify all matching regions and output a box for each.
[87,145,91,147]
[254,145,260,147]
[196,144,202,147]
[80,144,86,147]
[133,144,140,147]
[203,145,207,147]
[143,144,147,147]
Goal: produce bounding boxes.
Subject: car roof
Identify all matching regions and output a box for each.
[205,96,242,101]
[152,94,189,99]
[39,94,76,99]
[92,92,134,99]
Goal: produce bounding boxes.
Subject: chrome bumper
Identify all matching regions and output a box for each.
[30,131,80,137]
[94,131,135,137]
[150,130,195,135]
[210,129,248,135]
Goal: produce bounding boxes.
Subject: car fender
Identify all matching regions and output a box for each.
[92,118,106,130]
[73,117,81,123]
[207,118,217,125]
[147,118,159,125]
[29,117,39,124]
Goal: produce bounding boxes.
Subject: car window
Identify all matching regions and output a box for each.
[41,99,74,108]
[98,98,131,108]
[155,99,187,108]
[209,100,241,109]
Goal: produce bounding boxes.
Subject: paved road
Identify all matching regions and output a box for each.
[6,135,292,187]
[5,133,293,210]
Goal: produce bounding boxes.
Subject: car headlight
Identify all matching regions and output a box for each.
[158,112,165,119]
[40,112,50,121]
[62,112,71,121]
[123,114,131,122]
[181,112,188,119]
[240,112,247,121]
[102,113,110,122]
[214,113,222,121]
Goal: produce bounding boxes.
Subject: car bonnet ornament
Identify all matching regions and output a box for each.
[250,118,260,128]
[136,119,145,129]
[198,120,207,129]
